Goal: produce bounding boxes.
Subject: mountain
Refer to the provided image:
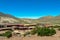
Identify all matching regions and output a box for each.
[0,12,38,24]
[0,12,30,24]
[0,12,19,23]
[37,15,60,24]
[0,12,60,25]
[38,16,54,22]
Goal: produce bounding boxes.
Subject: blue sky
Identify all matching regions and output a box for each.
[0,0,60,19]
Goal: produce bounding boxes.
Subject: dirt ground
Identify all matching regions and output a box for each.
[0,30,60,40]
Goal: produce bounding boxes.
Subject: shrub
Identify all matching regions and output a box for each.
[58,27,60,31]
[0,31,12,38]
[49,28,56,36]
[30,27,56,36]
[37,27,56,36]
[0,33,4,36]
[23,32,30,37]
[52,25,60,28]
[4,31,12,38]
[30,29,37,35]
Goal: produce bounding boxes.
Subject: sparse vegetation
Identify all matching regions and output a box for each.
[2,21,10,23]
[52,25,60,28]
[30,27,56,36]
[23,32,30,37]
[4,31,12,38]
[30,29,37,35]
[57,26,60,31]
[0,31,12,38]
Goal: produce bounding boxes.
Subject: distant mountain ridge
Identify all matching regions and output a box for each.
[0,12,60,24]
[0,12,33,24]
[37,15,60,24]
[0,12,25,24]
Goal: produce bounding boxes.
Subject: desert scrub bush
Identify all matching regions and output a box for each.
[37,27,56,36]
[52,25,60,28]
[0,33,4,36]
[3,31,12,38]
[49,28,56,36]
[30,29,37,35]
[58,27,60,31]
[0,31,12,38]
[23,32,30,37]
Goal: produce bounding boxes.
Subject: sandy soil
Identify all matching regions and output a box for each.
[0,30,60,40]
